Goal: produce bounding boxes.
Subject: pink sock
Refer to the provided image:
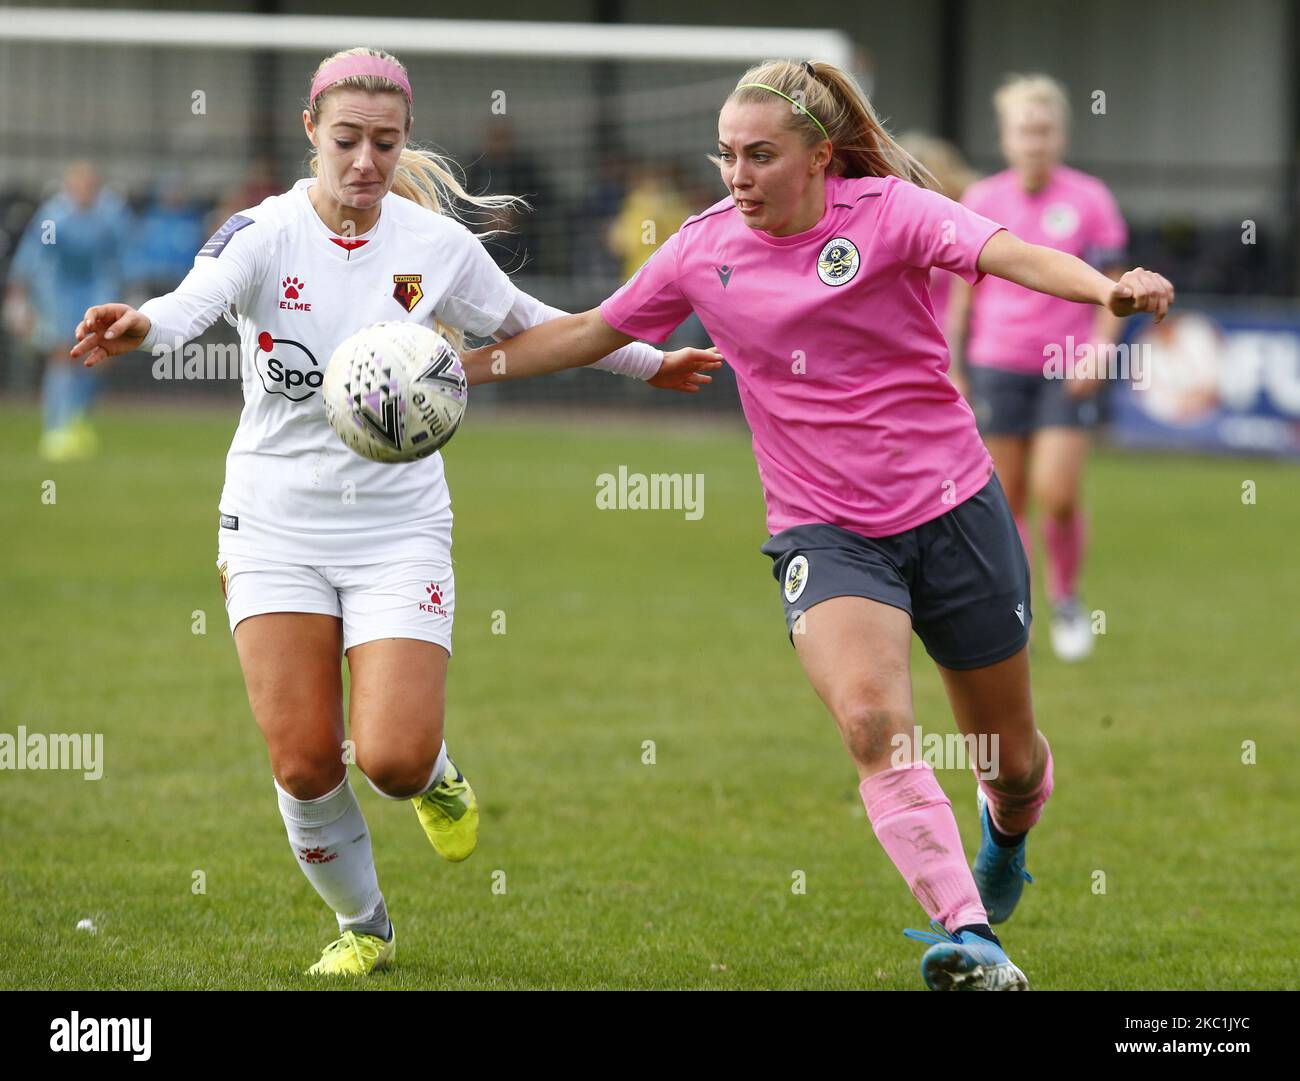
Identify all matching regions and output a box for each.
[1043,510,1087,603]
[860,762,987,931]
[977,735,1054,836]
[1014,514,1032,568]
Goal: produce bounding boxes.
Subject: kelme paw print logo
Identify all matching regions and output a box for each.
[419,581,447,614]
[282,276,306,299]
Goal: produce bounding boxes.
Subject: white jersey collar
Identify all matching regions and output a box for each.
[293,177,386,262]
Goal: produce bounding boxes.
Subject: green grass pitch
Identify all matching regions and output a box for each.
[0,401,1296,989]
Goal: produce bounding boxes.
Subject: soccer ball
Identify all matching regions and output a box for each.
[323,322,468,463]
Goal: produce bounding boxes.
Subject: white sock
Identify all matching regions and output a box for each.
[275,775,389,937]
[365,740,448,801]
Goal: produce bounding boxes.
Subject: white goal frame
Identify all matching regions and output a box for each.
[0,7,854,67]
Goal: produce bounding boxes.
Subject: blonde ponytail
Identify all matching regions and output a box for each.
[723,59,937,190]
[307,46,527,348]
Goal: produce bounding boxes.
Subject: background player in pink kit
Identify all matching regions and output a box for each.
[949,75,1129,662]
[461,58,1172,990]
[69,47,717,978]
[897,132,981,363]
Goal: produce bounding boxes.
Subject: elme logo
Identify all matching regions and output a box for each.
[255,330,322,401]
[419,582,448,616]
[50,1013,151,1061]
[280,275,310,311]
[297,846,338,865]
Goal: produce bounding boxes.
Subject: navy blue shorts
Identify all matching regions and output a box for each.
[760,473,1031,670]
[967,364,1102,437]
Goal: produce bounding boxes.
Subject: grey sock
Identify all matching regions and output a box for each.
[341,895,390,940]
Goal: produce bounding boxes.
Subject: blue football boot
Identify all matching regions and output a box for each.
[902,919,1029,990]
[972,787,1034,924]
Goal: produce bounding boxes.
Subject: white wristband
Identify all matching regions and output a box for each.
[590,346,664,380]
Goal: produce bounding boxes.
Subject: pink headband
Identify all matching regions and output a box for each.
[310,55,412,104]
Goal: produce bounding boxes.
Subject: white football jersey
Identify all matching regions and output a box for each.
[139,178,517,565]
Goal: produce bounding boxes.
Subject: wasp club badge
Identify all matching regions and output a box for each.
[393,273,424,313]
[1041,203,1080,240]
[784,555,810,603]
[817,237,860,286]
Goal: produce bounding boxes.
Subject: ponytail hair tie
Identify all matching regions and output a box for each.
[802,60,817,78]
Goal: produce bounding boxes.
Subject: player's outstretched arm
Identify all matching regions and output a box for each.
[70,304,152,367]
[462,308,627,385]
[71,212,266,369]
[977,229,1174,323]
[463,308,721,393]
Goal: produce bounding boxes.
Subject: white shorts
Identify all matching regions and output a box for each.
[215,551,455,654]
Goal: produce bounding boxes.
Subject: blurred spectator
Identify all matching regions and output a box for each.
[572,149,630,285]
[679,163,725,220]
[0,189,39,266]
[121,170,208,297]
[0,188,41,387]
[2,161,131,461]
[606,161,691,281]
[464,119,556,273]
[207,157,282,236]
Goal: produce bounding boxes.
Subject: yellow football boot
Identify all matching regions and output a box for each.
[66,415,100,459]
[38,426,77,462]
[411,757,478,862]
[38,417,99,462]
[305,927,395,977]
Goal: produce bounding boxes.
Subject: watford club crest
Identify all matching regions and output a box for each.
[392,273,424,313]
